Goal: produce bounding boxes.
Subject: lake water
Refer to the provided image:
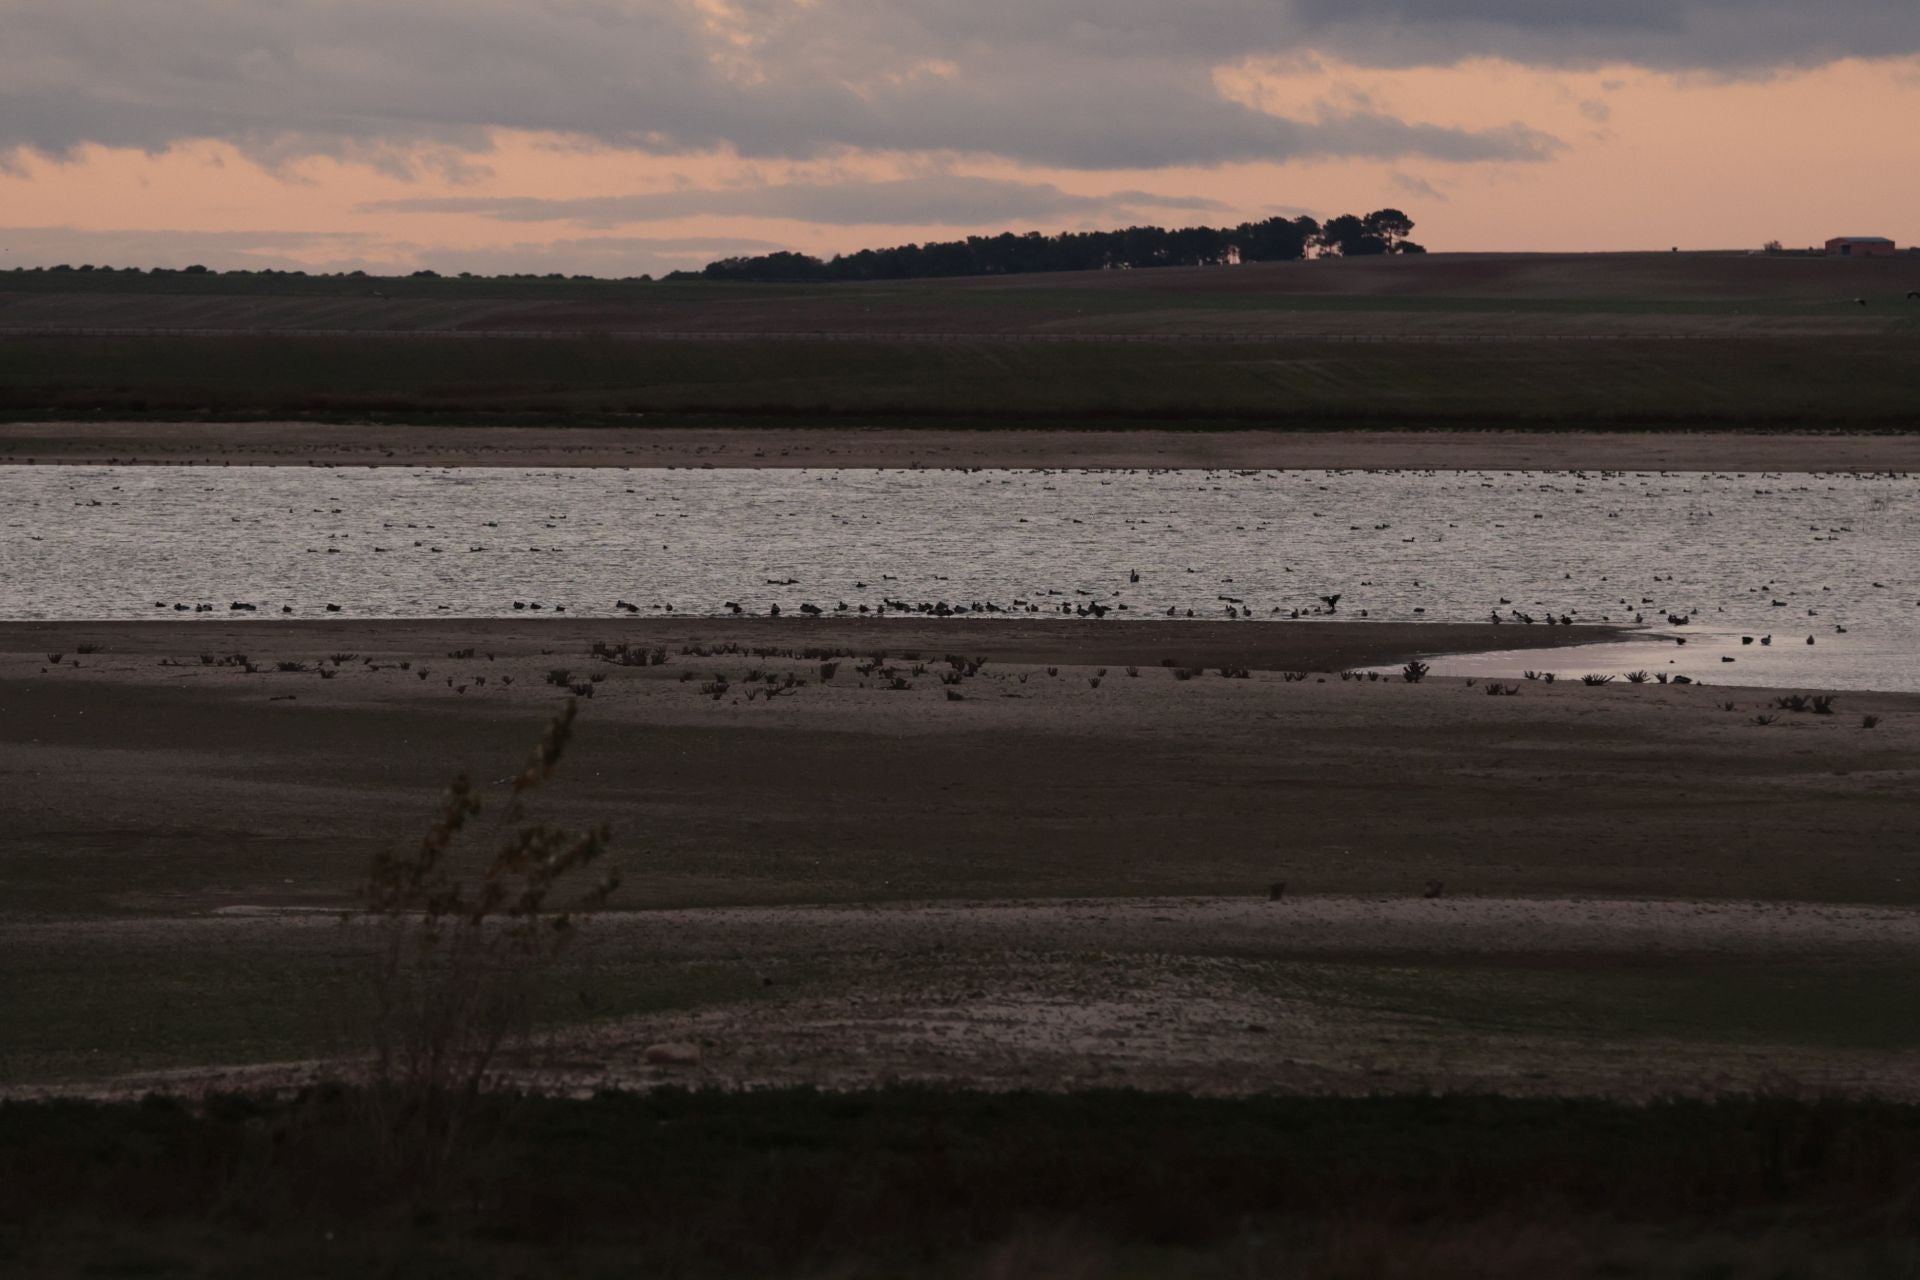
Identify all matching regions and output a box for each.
[3,465,1916,690]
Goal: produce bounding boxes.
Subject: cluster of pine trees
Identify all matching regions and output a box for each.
[685,209,1421,283]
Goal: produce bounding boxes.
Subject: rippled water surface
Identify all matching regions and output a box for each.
[3,466,1917,689]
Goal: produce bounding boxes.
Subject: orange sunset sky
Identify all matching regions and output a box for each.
[3,2,1917,276]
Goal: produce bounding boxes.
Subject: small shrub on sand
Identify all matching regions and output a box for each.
[1401,660,1429,684]
[1862,714,1881,729]
[357,698,618,1188]
[1580,674,1615,686]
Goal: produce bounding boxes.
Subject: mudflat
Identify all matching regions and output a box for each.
[5,421,1919,470]
[4,616,1917,1096]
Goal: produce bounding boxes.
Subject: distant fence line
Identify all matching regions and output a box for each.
[0,327,1725,344]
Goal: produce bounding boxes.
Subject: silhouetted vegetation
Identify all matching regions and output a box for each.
[688,209,1422,283]
[4,1089,1918,1278]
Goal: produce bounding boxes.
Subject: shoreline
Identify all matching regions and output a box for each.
[4,422,1918,470]
[0,616,1631,674]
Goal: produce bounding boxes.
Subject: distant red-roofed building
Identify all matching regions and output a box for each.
[1825,236,1897,257]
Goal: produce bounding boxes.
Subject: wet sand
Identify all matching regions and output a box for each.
[13,894,1920,1102]
[5,615,1918,1094]
[2,613,1913,918]
[4,421,1918,471]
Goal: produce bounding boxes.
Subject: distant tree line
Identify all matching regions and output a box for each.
[2,263,654,283]
[1,208,1421,287]
[685,209,1423,283]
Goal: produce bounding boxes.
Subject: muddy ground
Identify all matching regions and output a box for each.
[2,617,1916,1097]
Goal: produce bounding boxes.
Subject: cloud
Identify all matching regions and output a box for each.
[1281,0,1919,71]
[1388,172,1447,203]
[0,1,1568,172]
[362,175,1229,228]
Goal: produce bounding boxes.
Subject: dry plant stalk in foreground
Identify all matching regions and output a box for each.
[357,697,620,1181]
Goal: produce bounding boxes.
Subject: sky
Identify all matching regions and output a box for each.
[3,1,1917,276]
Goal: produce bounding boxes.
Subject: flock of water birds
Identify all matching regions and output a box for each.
[4,467,1914,689]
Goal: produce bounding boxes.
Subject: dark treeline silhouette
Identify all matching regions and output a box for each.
[687,209,1423,284]
[1,209,1422,289]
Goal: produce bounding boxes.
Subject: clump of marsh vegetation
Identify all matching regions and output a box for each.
[592,640,668,667]
[1624,670,1650,684]
[1773,694,1839,716]
[1863,714,1882,729]
[357,698,618,1187]
[1579,674,1615,686]
[1401,660,1429,684]
[1485,682,1520,696]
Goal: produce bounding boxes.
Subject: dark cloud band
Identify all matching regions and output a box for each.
[0,1,1578,170]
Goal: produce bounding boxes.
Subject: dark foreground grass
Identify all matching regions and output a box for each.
[4,333,1919,430]
[5,1088,1919,1278]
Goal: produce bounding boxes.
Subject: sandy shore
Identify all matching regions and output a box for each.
[4,421,1917,470]
[13,894,1920,1101]
[5,614,1918,1093]
[4,615,1912,921]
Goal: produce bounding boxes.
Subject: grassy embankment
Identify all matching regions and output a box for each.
[4,252,1918,429]
[3,332,1919,430]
